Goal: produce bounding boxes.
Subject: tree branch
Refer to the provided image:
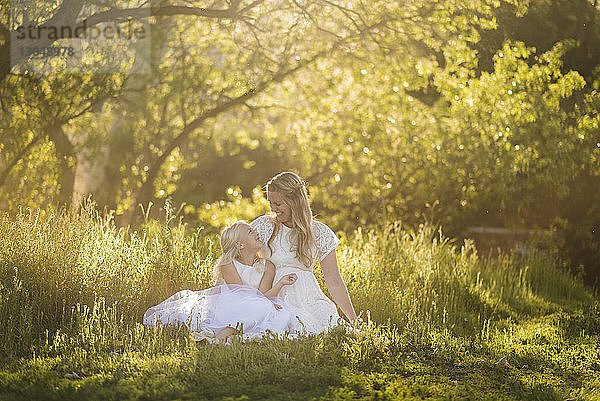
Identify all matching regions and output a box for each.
[238,0,265,15]
[130,50,330,215]
[2,0,84,80]
[84,5,239,26]
[1,1,262,82]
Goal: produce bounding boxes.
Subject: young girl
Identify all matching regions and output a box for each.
[143,221,297,343]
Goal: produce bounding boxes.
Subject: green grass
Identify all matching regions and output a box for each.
[0,203,598,400]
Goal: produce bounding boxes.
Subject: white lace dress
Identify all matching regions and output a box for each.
[250,215,343,334]
[143,259,294,338]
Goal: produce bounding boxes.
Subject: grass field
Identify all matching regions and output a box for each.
[0,203,598,400]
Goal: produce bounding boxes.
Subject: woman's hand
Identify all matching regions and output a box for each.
[277,273,297,286]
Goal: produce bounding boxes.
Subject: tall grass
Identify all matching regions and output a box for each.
[0,201,214,357]
[0,202,597,362]
[336,223,596,343]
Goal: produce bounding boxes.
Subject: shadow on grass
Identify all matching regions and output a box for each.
[321,347,580,401]
[0,333,347,401]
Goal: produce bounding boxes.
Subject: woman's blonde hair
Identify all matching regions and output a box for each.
[212,221,249,284]
[266,171,315,268]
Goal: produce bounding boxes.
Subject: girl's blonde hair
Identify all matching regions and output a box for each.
[266,171,315,268]
[212,221,249,284]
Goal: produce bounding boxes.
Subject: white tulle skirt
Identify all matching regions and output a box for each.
[143,284,295,338]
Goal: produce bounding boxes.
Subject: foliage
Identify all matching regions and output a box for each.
[1,1,600,289]
[0,200,215,357]
[191,185,270,233]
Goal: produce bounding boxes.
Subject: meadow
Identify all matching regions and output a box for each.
[0,203,598,401]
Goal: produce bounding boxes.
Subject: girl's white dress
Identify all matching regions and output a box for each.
[143,259,294,338]
[250,215,343,334]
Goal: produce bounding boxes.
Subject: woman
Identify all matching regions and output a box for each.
[250,171,358,334]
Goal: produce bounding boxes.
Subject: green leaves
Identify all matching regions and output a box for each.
[1,0,599,281]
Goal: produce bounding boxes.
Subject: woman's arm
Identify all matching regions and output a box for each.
[320,249,357,324]
[220,262,244,285]
[257,260,276,294]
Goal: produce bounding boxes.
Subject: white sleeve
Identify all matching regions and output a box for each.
[313,220,341,262]
[250,215,274,258]
[250,215,274,243]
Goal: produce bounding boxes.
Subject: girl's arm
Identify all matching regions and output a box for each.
[257,260,276,294]
[264,273,297,298]
[219,262,244,285]
[320,249,358,324]
[263,281,284,298]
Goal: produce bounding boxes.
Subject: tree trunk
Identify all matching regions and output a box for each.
[73,16,176,222]
[48,124,76,210]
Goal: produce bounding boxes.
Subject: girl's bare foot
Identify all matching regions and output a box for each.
[215,327,237,343]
